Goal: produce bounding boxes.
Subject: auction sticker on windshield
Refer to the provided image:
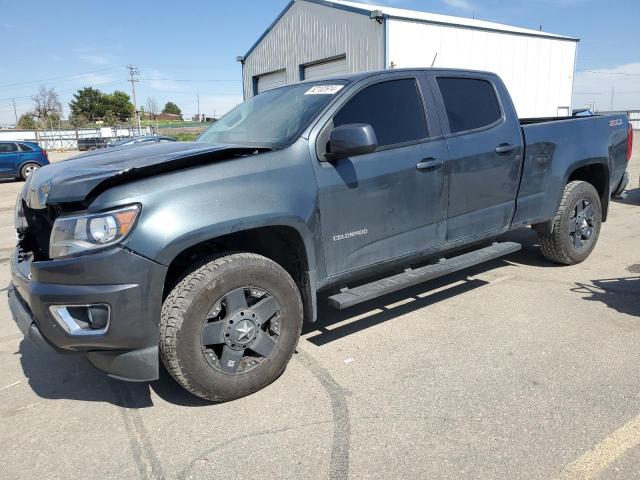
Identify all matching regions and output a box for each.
[305,85,344,95]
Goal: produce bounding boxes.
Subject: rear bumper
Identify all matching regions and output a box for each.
[612,171,629,198]
[9,247,166,381]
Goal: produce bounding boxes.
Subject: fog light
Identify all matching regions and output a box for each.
[49,304,110,336]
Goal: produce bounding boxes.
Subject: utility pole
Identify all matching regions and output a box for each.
[12,98,18,124]
[197,93,200,122]
[609,85,615,111]
[126,65,141,135]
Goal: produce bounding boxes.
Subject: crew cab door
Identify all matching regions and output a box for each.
[429,74,524,241]
[311,75,449,277]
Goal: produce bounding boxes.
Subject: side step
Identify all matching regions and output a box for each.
[328,241,521,309]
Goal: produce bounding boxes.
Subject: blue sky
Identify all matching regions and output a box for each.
[0,0,638,125]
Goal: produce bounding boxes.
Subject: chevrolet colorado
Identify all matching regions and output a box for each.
[9,69,632,401]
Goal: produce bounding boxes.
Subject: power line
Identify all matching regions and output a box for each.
[579,70,640,76]
[0,79,125,103]
[143,77,240,82]
[575,91,640,95]
[0,66,121,90]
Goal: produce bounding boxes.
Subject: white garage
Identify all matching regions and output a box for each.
[238,0,579,118]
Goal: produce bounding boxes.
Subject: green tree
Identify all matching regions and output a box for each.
[16,113,37,130]
[69,113,89,128]
[103,111,119,126]
[103,90,134,122]
[69,87,105,122]
[162,101,181,116]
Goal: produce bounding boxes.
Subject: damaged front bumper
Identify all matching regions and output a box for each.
[9,247,167,382]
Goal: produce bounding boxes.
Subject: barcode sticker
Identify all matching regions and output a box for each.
[305,85,344,95]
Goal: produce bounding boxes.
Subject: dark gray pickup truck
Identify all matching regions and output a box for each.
[9,69,632,401]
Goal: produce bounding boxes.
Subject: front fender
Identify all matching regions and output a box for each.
[90,139,320,268]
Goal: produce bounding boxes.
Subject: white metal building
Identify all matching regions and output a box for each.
[239,0,579,118]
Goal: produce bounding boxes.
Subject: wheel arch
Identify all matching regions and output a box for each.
[162,224,318,323]
[566,162,609,222]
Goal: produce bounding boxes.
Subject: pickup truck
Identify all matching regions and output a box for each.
[9,69,633,401]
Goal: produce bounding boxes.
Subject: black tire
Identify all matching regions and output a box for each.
[160,252,303,402]
[537,180,602,265]
[20,162,40,180]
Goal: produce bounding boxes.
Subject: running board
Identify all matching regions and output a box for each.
[328,241,521,309]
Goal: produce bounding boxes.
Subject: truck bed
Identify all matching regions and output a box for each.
[512,113,630,228]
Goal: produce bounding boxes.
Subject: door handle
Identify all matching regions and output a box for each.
[495,143,516,154]
[416,158,444,172]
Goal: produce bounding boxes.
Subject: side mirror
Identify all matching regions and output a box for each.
[323,123,377,161]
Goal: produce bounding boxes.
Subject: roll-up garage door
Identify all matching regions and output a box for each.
[303,57,347,81]
[256,70,286,94]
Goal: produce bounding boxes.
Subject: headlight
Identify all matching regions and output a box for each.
[49,205,140,259]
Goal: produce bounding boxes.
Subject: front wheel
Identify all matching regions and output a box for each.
[160,252,303,402]
[537,180,602,265]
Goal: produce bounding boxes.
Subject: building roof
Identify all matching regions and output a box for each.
[326,0,578,40]
[243,0,578,59]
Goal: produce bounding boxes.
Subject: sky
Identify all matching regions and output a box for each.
[0,0,638,125]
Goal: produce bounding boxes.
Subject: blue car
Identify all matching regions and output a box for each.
[0,141,49,180]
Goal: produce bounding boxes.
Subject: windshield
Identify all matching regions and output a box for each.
[197,81,348,148]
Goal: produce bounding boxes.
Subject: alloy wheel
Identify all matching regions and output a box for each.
[201,286,281,375]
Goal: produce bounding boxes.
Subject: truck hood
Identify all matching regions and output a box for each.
[23,141,270,207]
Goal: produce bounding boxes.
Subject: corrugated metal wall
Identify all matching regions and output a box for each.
[387,19,577,118]
[243,1,384,98]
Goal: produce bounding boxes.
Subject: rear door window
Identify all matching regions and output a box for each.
[436,77,502,134]
[333,78,428,148]
[18,143,35,151]
[0,143,18,153]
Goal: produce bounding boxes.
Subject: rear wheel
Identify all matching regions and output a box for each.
[20,162,40,180]
[538,180,602,265]
[160,252,303,402]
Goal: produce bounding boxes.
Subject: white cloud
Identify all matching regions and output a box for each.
[442,0,474,11]
[77,54,109,66]
[143,69,182,92]
[573,63,640,111]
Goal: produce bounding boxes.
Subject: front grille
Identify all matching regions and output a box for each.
[18,203,56,261]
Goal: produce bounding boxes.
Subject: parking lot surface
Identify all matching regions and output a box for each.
[1,140,639,479]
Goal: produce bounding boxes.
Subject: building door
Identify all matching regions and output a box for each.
[303,56,347,81]
[256,70,286,94]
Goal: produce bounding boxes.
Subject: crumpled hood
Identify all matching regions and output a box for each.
[23,141,268,207]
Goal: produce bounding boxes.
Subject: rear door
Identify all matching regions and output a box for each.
[0,142,21,177]
[430,73,523,241]
[310,74,449,276]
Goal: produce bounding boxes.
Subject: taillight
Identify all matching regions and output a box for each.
[627,123,633,162]
[42,149,48,158]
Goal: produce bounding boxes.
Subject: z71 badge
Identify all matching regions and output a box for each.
[609,119,623,127]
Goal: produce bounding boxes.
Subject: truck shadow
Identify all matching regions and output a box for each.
[16,230,549,407]
[612,187,640,206]
[304,229,551,345]
[17,340,211,408]
[571,274,640,317]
